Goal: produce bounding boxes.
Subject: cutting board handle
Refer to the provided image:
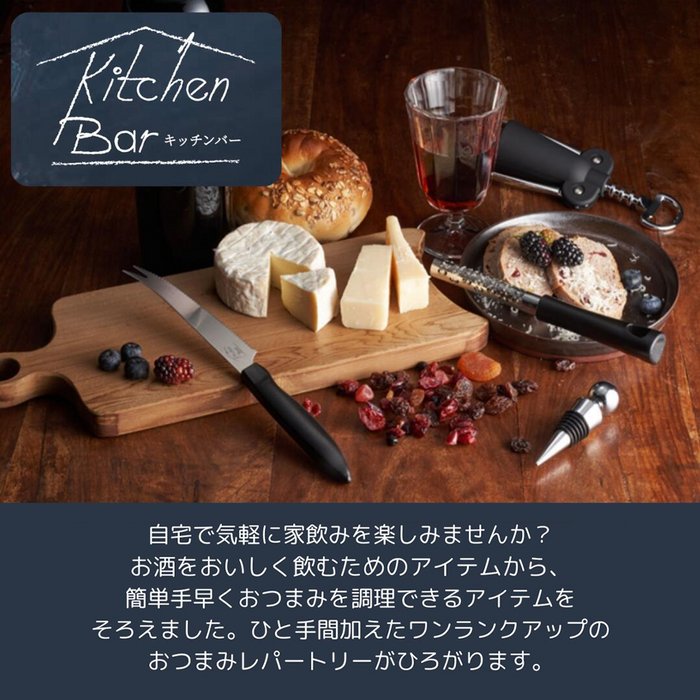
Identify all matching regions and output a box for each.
[0,349,68,408]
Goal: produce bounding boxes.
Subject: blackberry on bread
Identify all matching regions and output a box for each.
[495,225,559,296]
[546,235,627,319]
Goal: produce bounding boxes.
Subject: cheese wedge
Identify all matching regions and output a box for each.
[340,245,392,331]
[281,268,339,332]
[214,221,325,318]
[385,215,430,312]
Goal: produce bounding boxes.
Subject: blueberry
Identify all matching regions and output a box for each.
[124,357,150,380]
[622,269,643,290]
[98,349,121,372]
[640,294,663,316]
[121,342,143,361]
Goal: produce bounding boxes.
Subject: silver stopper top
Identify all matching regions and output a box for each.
[588,381,619,415]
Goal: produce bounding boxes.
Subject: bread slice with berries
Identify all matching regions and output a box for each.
[491,225,560,296]
[546,235,627,319]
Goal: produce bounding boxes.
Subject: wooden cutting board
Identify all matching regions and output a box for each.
[0,230,488,436]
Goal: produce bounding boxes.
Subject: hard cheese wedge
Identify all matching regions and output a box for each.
[280,268,339,332]
[340,244,393,331]
[385,215,430,313]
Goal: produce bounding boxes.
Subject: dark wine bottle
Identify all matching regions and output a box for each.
[126,0,228,274]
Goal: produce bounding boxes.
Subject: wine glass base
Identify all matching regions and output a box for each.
[419,212,488,260]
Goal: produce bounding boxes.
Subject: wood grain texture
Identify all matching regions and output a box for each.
[0,230,487,435]
[1,0,699,502]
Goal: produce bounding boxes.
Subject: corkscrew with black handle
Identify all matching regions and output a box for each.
[493,121,683,232]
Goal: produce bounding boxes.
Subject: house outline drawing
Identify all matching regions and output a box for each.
[36,25,255,67]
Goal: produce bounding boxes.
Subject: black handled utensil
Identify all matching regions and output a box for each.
[430,261,666,364]
[123,266,351,483]
[493,120,683,232]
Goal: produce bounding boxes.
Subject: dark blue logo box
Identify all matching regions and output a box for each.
[11,13,281,186]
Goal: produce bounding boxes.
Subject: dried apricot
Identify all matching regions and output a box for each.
[457,351,502,382]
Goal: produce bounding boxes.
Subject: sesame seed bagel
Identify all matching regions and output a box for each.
[226,129,373,243]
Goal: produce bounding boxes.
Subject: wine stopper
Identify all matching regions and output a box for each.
[536,382,620,466]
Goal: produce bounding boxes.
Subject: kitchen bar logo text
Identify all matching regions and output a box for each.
[11,13,281,186]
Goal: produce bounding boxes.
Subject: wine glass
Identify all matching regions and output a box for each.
[405,67,507,259]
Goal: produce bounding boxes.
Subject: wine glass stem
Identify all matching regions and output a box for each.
[445,212,466,231]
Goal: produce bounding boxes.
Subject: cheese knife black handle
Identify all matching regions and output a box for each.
[241,363,351,483]
[536,296,666,364]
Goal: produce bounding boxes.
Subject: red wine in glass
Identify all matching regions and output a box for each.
[405,68,507,259]
[413,140,498,212]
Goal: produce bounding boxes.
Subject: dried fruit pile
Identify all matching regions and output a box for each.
[337,351,538,447]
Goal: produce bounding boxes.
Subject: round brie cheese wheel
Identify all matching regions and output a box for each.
[214,220,326,318]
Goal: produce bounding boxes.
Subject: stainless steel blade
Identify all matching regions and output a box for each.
[430,260,541,314]
[123,266,257,373]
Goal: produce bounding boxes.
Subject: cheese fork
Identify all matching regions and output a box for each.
[123,266,351,483]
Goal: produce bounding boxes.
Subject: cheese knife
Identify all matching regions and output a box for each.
[123,266,351,483]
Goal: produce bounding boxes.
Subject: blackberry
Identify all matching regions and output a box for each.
[120,342,143,361]
[98,349,121,372]
[551,237,584,267]
[519,231,552,268]
[124,357,149,380]
[154,355,196,386]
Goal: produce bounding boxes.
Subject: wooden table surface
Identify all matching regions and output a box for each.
[1,0,698,503]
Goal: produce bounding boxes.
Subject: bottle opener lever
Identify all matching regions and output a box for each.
[493,120,683,233]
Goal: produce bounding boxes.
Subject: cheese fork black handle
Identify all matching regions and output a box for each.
[241,364,350,483]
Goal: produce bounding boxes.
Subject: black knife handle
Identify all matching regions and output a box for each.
[536,296,666,364]
[241,363,351,483]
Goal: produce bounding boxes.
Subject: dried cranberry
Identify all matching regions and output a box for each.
[409,389,426,407]
[484,395,514,415]
[475,383,498,402]
[354,384,375,403]
[336,379,359,397]
[512,379,538,395]
[498,382,519,400]
[434,369,451,385]
[422,361,439,377]
[410,414,431,438]
[379,397,393,412]
[438,398,459,422]
[457,426,478,444]
[358,403,386,431]
[449,415,474,431]
[369,371,396,390]
[390,371,411,391]
[465,401,485,420]
[302,398,322,417]
[418,374,442,390]
[446,425,477,446]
